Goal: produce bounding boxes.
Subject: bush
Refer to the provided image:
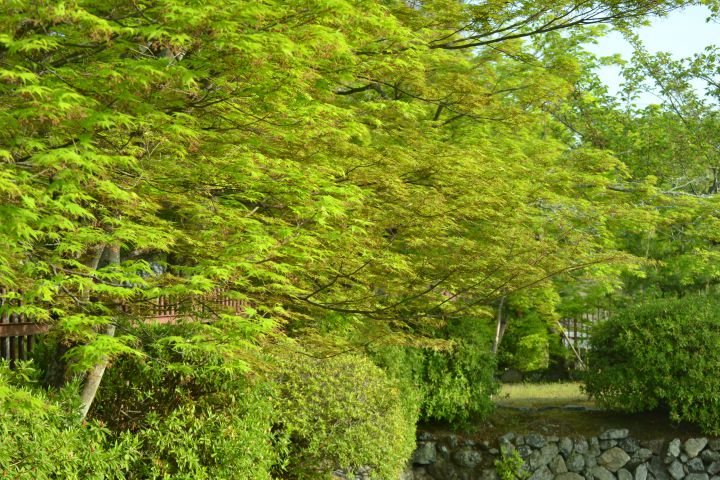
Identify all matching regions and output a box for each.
[92,323,283,480]
[374,317,498,425]
[0,361,139,479]
[583,294,720,434]
[272,345,417,479]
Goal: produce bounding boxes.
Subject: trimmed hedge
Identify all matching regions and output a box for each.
[583,294,720,434]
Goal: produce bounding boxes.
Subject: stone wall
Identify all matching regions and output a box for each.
[407,430,720,480]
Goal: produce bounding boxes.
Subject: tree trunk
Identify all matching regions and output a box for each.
[78,244,120,419]
[44,244,106,389]
[492,295,507,354]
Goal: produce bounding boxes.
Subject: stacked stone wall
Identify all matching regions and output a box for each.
[407,430,720,480]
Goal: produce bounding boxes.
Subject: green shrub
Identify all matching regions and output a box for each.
[0,361,139,480]
[583,294,720,434]
[272,345,417,479]
[374,317,498,425]
[92,323,283,480]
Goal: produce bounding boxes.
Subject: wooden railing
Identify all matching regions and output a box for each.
[0,289,245,363]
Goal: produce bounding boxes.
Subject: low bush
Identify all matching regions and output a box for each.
[272,345,417,479]
[0,361,139,480]
[374,317,498,425]
[583,293,720,434]
[92,323,283,480]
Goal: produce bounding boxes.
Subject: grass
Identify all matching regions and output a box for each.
[422,382,703,441]
[494,382,594,409]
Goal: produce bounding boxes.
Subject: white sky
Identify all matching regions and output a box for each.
[585,5,720,105]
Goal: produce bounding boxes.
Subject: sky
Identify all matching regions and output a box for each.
[585,5,720,105]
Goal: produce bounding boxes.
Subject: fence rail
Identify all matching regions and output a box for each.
[0,289,244,363]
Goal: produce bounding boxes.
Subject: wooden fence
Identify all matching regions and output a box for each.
[0,289,244,363]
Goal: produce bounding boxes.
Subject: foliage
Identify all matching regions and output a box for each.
[271,344,417,479]
[495,447,529,480]
[92,324,282,480]
[583,293,720,434]
[374,317,498,425]
[0,361,139,479]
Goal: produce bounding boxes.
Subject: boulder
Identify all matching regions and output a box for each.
[709,461,720,476]
[527,434,547,449]
[413,442,437,465]
[618,469,633,480]
[551,455,569,474]
[709,440,720,452]
[684,439,708,459]
[650,456,671,480]
[592,466,616,480]
[635,463,649,480]
[600,440,619,451]
[687,458,704,473]
[667,440,682,463]
[685,475,709,480]
[620,439,641,455]
[667,460,685,480]
[556,474,586,480]
[567,453,586,473]
[702,450,720,463]
[600,430,630,441]
[529,465,553,480]
[559,438,574,457]
[452,448,482,469]
[599,447,631,473]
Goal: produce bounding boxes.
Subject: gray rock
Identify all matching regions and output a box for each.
[481,469,499,480]
[567,453,586,472]
[551,455,569,474]
[590,438,602,456]
[600,440,619,451]
[620,439,641,455]
[684,439,708,459]
[702,450,720,463]
[650,456,671,480]
[528,445,559,470]
[685,475,709,480]
[449,435,459,449]
[519,445,534,458]
[619,469,633,480]
[709,461,720,476]
[438,444,451,460]
[517,436,526,446]
[687,458,704,473]
[557,474,586,480]
[601,430,631,441]
[527,434,547,449]
[500,432,516,444]
[428,458,459,480]
[709,440,720,452]
[548,437,560,443]
[636,464,649,480]
[418,432,435,441]
[680,455,688,464]
[668,440,682,461]
[413,442,437,465]
[586,455,599,470]
[576,440,590,455]
[592,466,616,480]
[529,465,554,480]
[559,438,574,457]
[452,448,482,468]
[712,476,720,480]
[631,449,655,469]
[490,449,500,455]
[599,447,631,473]
[667,460,685,480]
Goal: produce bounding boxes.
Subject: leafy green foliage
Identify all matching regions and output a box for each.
[272,345,417,479]
[0,362,139,479]
[374,317,498,425]
[584,294,720,434]
[92,324,282,480]
[495,448,530,480]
